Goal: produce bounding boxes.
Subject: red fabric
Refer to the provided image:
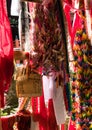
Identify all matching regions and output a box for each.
[31,97,40,122]
[68,119,76,130]
[64,0,72,5]
[32,96,58,130]
[0,0,13,107]
[39,96,48,130]
[71,12,82,46]
[8,116,15,130]
[47,99,58,130]
[0,85,4,107]
[1,117,9,130]
[64,4,72,43]
[64,4,83,47]
[17,110,31,130]
[61,124,65,130]
[1,115,15,130]
[38,97,58,130]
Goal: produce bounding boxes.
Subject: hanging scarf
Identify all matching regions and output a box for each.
[71,16,92,129]
[0,0,13,107]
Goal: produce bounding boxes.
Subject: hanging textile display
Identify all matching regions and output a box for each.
[47,99,58,130]
[28,0,69,129]
[38,96,59,130]
[84,0,92,46]
[0,0,13,107]
[63,1,82,47]
[63,0,82,113]
[57,0,72,112]
[71,14,92,129]
[28,0,67,72]
[63,0,92,129]
[42,71,67,125]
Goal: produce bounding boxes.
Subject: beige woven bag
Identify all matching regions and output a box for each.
[15,65,42,97]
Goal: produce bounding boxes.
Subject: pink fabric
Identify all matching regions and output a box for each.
[0,0,13,107]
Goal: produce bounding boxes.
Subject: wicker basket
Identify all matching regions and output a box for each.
[15,65,42,97]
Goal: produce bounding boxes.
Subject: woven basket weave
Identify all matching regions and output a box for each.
[15,65,42,97]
